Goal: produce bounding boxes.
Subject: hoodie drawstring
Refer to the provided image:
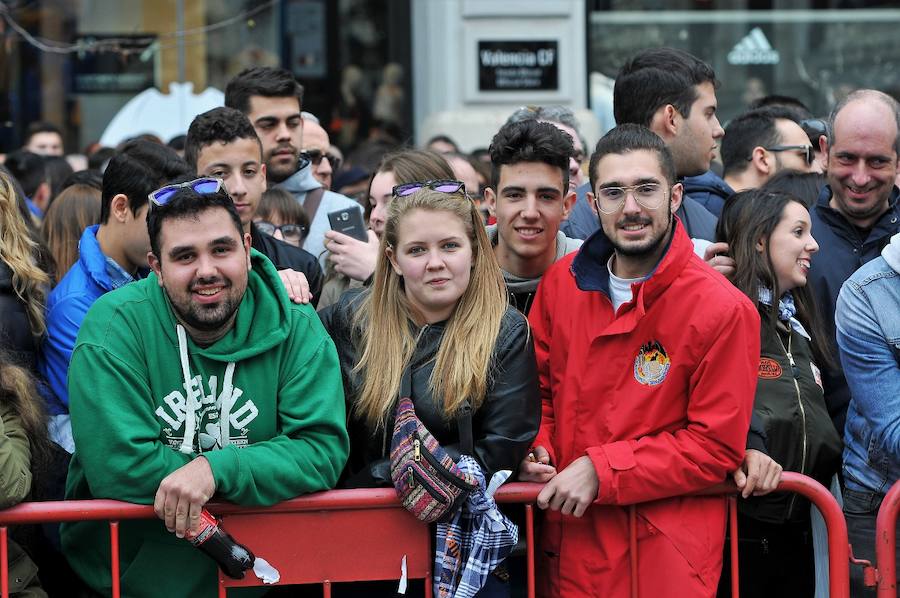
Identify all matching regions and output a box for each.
[219,362,236,449]
[175,324,236,454]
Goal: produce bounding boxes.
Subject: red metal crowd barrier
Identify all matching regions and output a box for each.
[686,472,851,598]
[859,477,900,597]
[0,484,541,598]
[0,474,850,598]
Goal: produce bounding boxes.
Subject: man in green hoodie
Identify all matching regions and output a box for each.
[483,119,582,316]
[62,180,349,597]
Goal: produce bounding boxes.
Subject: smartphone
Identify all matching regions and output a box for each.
[327,206,367,242]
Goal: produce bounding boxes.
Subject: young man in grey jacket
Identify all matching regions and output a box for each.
[224,66,360,263]
[484,119,582,315]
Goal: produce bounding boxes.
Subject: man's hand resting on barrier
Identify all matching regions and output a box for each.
[536,455,599,518]
[154,457,217,538]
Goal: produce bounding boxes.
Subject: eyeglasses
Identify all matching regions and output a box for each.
[593,183,668,214]
[301,149,342,173]
[148,177,222,208]
[763,145,815,166]
[256,221,308,242]
[392,179,466,198]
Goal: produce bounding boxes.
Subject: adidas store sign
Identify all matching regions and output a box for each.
[727,28,780,65]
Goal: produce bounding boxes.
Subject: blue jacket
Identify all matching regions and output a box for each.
[838,232,900,495]
[681,170,734,218]
[809,185,900,433]
[40,225,118,415]
[560,181,718,242]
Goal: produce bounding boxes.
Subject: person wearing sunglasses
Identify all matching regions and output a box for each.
[319,180,538,596]
[62,181,348,598]
[720,107,814,203]
[519,125,759,597]
[225,67,361,264]
[185,106,322,305]
[301,118,340,191]
[318,149,455,309]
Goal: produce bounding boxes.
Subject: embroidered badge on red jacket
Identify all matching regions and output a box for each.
[633,340,670,386]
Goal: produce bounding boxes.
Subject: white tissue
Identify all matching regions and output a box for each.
[486,469,512,498]
[253,557,281,584]
[397,555,408,594]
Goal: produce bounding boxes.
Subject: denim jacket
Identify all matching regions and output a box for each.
[837,232,900,495]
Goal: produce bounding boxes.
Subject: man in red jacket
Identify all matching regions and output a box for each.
[521,124,759,597]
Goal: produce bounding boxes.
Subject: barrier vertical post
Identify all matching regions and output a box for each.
[874,480,900,597]
[728,496,739,597]
[778,473,850,598]
[110,521,120,598]
[526,504,535,598]
[1,526,7,598]
[629,505,638,598]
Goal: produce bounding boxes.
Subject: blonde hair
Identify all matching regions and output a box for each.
[0,172,50,336]
[41,184,102,283]
[352,187,507,430]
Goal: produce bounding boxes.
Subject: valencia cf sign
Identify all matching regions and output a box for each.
[478,40,559,91]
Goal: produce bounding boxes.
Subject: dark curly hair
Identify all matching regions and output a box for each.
[488,120,573,191]
[184,107,262,169]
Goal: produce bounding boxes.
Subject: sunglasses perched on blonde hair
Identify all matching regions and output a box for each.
[391,179,466,198]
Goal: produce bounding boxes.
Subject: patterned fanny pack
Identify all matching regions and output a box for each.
[390,362,477,523]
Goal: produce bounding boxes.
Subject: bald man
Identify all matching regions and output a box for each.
[302,119,339,190]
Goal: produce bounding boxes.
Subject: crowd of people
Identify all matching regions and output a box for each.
[0,46,898,598]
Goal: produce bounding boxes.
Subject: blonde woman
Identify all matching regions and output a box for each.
[321,181,538,596]
[0,169,51,369]
[321,181,539,487]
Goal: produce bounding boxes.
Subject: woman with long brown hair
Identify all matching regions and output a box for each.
[716,189,841,598]
[40,183,102,284]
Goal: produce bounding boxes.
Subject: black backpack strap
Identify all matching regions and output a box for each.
[457,402,474,456]
[303,187,325,222]
[399,359,413,399]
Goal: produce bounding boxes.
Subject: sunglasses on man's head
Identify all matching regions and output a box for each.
[148,177,223,208]
[800,118,827,146]
[391,179,466,198]
[301,150,342,172]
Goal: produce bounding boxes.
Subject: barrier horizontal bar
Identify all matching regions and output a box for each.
[0,484,545,526]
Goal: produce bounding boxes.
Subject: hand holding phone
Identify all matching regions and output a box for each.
[327,207,367,242]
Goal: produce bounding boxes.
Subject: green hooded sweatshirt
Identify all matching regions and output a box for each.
[62,250,349,598]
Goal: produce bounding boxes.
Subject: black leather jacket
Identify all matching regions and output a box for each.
[319,289,541,487]
[0,261,39,369]
[250,222,323,307]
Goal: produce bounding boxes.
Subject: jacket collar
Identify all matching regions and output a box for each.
[77,224,114,291]
[815,184,900,236]
[276,157,321,195]
[572,216,693,311]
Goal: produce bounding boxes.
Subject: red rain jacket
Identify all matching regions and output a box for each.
[529,220,759,597]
